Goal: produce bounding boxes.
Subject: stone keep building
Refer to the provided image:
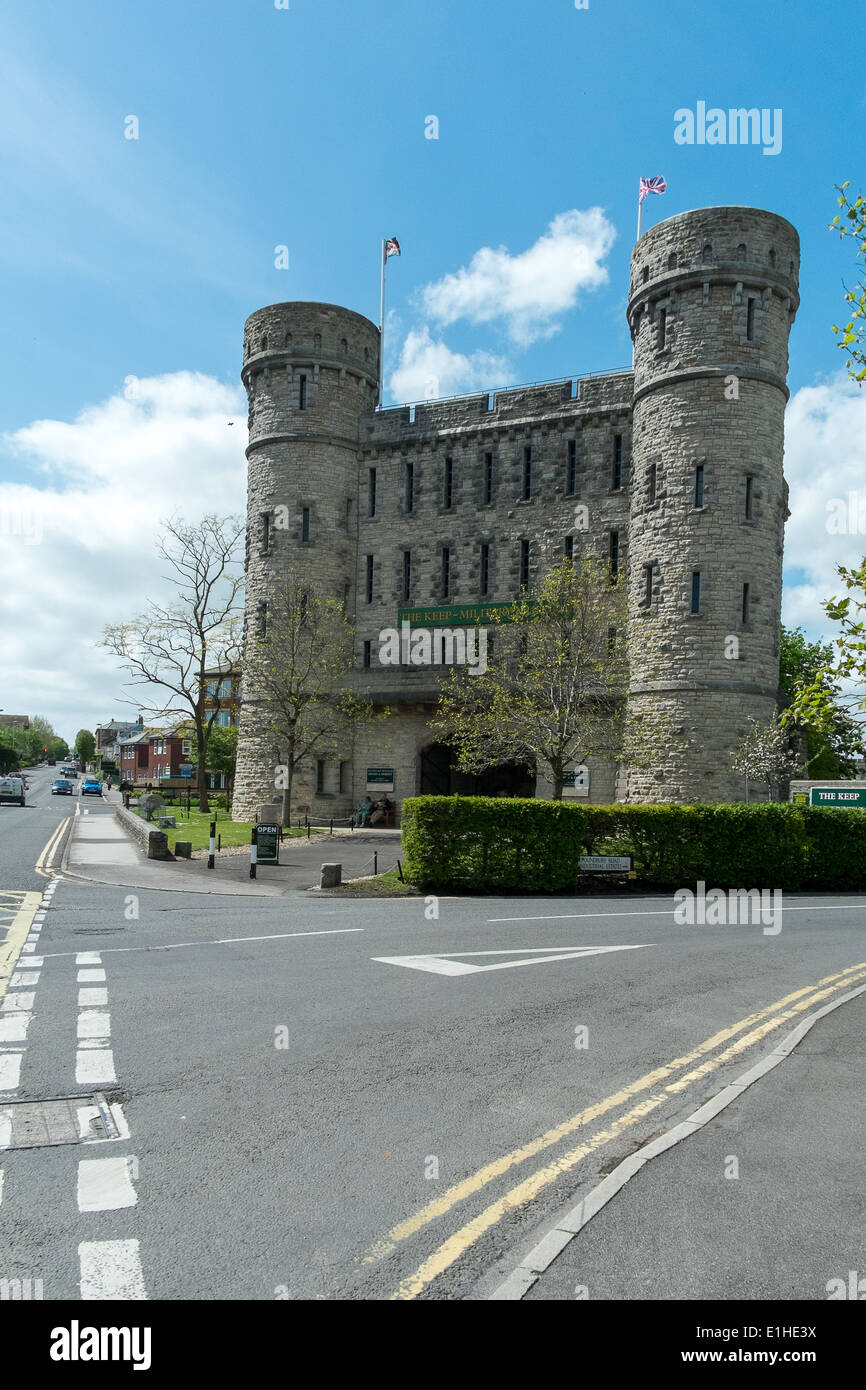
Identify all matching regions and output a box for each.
[232,205,800,821]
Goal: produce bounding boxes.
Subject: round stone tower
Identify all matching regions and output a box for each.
[232,302,380,819]
[624,207,799,803]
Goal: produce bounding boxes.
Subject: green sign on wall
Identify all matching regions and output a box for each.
[396,601,533,629]
[808,787,866,808]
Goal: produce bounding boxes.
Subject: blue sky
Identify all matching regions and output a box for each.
[0,0,863,737]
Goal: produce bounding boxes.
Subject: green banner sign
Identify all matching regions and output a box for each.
[396,601,533,629]
[808,787,866,808]
[366,768,394,785]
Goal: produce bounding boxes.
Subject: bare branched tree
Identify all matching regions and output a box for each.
[102,514,245,812]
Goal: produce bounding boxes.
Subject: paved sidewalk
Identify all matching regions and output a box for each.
[61,793,403,897]
[488,983,866,1301]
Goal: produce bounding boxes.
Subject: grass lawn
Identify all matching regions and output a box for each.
[335,868,420,896]
[129,806,327,853]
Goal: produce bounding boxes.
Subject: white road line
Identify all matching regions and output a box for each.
[0,1112,10,1148]
[76,952,102,965]
[77,1156,138,1211]
[374,944,651,976]
[41,926,365,959]
[77,1011,111,1040]
[79,1240,147,1299]
[76,1102,130,1143]
[0,1013,32,1043]
[9,971,39,989]
[76,1050,116,1085]
[1,993,34,1013]
[488,903,866,923]
[0,1170,3,1205]
[78,988,108,1007]
[77,969,106,983]
[0,1053,23,1091]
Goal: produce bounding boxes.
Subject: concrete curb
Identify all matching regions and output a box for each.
[488,978,866,1300]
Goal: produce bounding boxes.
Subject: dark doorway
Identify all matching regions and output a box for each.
[419,742,535,798]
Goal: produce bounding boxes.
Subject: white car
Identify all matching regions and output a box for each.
[0,776,25,806]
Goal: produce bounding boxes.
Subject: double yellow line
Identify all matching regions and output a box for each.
[35,817,70,878]
[362,961,866,1299]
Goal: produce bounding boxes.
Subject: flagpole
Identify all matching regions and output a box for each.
[636,190,643,242]
[378,239,386,409]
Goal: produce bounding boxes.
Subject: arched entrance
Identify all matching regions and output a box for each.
[419,742,536,798]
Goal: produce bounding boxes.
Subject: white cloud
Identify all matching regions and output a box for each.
[782,374,866,640]
[389,326,511,404]
[0,372,247,741]
[421,208,617,346]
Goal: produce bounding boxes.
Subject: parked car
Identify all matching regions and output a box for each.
[51,778,73,796]
[81,777,102,796]
[0,776,26,806]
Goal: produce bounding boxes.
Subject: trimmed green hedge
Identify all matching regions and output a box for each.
[400,797,866,893]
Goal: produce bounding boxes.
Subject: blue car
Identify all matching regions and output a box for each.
[81,777,102,796]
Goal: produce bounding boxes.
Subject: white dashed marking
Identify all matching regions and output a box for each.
[78,988,108,1007]
[79,1240,147,1300]
[77,1156,138,1211]
[77,1011,111,1040]
[77,969,106,983]
[76,1050,116,1085]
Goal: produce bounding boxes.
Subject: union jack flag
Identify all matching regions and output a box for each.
[639,176,667,203]
[384,237,401,260]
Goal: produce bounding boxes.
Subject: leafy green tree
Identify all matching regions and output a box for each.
[430,554,662,800]
[102,513,244,812]
[74,730,96,765]
[779,626,861,777]
[242,569,379,826]
[782,562,866,758]
[830,183,866,382]
[190,725,238,784]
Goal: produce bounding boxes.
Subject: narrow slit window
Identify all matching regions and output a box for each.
[301,507,310,542]
[694,463,705,508]
[746,298,756,341]
[644,564,653,606]
[402,550,411,603]
[658,307,667,349]
[405,460,415,513]
[368,467,377,518]
[520,539,530,590]
[484,452,493,504]
[567,440,577,495]
[691,571,701,614]
[260,512,271,552]
[362,640,371,668]
[742,582,751,623]
[609,530,619,579]
[745,475,754,520]
[441,547,451,598]
[480,543,490,596]
[612,435,623,490]
[298,374,307,410]
[564,534,574,560]
[444,456,454,509]
[365,554,374,604]
[522,447,532,501]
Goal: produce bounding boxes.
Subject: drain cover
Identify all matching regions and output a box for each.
[0,1093,119,1149]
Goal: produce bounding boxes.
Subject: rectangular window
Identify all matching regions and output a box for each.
[612,436,623,490]
[742,582,751,623]
[405,460,415,513]
[694,463,705,508]
[298,374,307,410]
[444,456,454,509]
[362,640,371,668]
[648,461,657,504]
[520,539,530,590]
[609,530,619,579]
[746,298,756,341]
[339,760,350,795]
[316,760,325,795]
[644,563,653,606]
[402,550,411,603]
[365,554,374,604]
[522,447,532,501]
[691,571,701,614]
[567,440,577,495]
[483,452,493,505]
[301,507,310,542]
[480,542,490,596]
[658,308,667,349]
[744,475,754,520]
[564,535,574,560]
[441,547,451,598]
[260,512,270,553]
[368,467,377,518]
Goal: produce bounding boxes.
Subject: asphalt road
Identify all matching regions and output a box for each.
[1,766,865,1301]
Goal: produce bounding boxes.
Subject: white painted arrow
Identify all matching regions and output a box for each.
[372,944,652,976]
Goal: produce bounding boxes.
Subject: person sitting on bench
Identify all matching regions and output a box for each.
[368,794,393,826]
[354,795,374,827]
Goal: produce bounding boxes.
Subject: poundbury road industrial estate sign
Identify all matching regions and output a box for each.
[809,787,866,808]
